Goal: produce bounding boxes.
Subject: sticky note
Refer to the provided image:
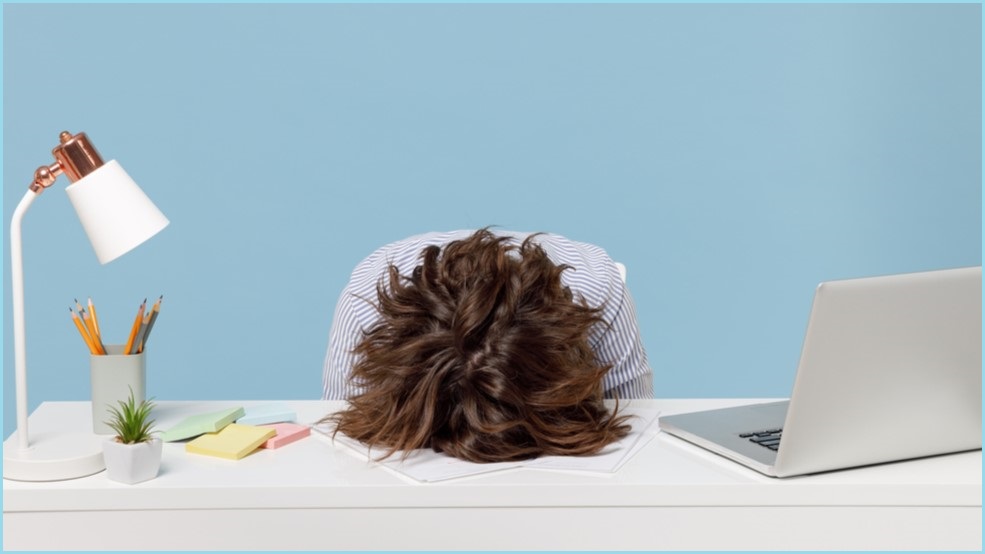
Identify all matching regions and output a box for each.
[160,407,245,442]
[236,403,296,426]
[260,423,310,449]
[185,424,277,460]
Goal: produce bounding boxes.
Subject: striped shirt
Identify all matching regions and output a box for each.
[322,230,654,400]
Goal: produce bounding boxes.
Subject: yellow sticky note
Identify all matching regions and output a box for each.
[185,423,276,460]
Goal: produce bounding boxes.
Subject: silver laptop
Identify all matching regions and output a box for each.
[659,266,982,478]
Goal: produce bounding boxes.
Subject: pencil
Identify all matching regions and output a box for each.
[85,311,106,354]
[70,308,99,355]
[75,299,98,341]
[124,299,147,355]
[138,295,163,353]
[79,307,106,355]
[87,297,102,342]
[131,310,152,355]
[74,299,91,336]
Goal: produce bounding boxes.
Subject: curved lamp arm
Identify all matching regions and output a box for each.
[9,141,79,451]
[10,189,40,451]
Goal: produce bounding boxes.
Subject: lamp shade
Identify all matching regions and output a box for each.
[65,159,169,264]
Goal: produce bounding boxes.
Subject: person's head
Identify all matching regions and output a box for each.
[324,228,631,463]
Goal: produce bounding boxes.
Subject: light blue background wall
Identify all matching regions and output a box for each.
[3,4,981,437]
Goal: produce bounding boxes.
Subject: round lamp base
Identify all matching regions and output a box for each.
[3,431,105,481]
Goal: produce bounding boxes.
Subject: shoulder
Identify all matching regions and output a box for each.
[527,233,624,308]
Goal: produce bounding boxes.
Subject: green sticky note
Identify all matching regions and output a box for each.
[160,407,245,442]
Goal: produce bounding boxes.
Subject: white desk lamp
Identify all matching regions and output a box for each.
[3,131,169,481]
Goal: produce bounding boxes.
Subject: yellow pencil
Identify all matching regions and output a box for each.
[78,307,105,355]
[87,297,102,342]
[124,299,147,355]
[74,299,97,338]
[70,308,99,355]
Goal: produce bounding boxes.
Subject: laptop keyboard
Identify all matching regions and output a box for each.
[740,428,782,451]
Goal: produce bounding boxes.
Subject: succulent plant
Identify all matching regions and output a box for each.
[105,387,157,444]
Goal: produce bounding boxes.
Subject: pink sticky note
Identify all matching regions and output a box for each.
[260,423,311,449]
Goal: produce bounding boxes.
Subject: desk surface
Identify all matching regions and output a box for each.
[4,398,981,550]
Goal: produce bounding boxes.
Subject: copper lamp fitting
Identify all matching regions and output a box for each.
[30,131,106,193]
[52,131,105,182]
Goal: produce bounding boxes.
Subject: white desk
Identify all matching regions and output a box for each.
[3,399,981,550]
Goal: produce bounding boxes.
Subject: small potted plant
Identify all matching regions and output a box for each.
[102,388,162,484]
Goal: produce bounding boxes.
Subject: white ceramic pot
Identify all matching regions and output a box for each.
[102,437,162,484]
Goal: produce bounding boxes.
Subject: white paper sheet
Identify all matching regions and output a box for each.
[311,408,660,482]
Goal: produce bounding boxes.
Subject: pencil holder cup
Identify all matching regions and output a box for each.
[90,344,146,435]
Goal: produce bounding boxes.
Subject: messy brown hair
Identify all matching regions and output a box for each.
[321,229,632,463]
